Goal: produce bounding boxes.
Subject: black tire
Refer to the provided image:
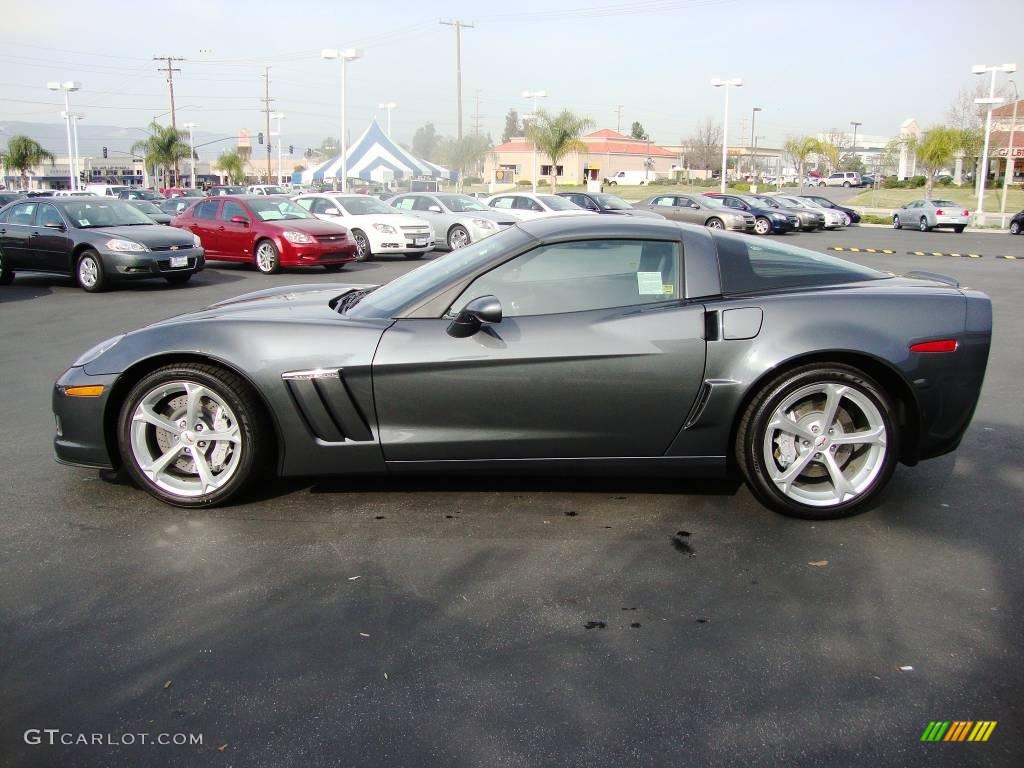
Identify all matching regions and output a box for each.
[919,217,930,232]
[734,363,899,520]
[405,253,424,260]
[842,181,851,187]
[76,249,107,292]
[351,229,373,262]
[447,225,471,250]
[953,225,965,234]
[607,181,617,186]
[753,217,772,235]
[706,217,724,229]
[893,215,902,229]
[1010,221,1021,235]
[0,248,13,285]
[117,363,272,508]
[254,239,280,274]
[818,181,826,188]
[164,272,192,285]
[323,264,345,272]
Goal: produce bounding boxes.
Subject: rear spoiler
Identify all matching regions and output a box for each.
[902,270,960,288]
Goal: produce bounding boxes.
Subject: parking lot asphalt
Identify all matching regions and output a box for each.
[2,230,1023,767]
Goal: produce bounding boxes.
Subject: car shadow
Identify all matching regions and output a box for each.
[0,280,54,303]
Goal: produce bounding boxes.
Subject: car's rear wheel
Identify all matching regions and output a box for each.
[118,363,271,508]
[0,249,14,285]
[164,273,192,286]
[818,181,826,187]
[706,217,724,229]
[919,217,930,232]
[843,181,851,187]
[76,249,106,292]
[754,217,772,235]
[1010,221,1021,235]
[448,225,471,250]
[254,240,280,274]
[351,229,373,262]
[735,364,898,519]
[953,225,965,234]
[892,215,902,229]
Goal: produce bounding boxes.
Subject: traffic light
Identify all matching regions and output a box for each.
[289,144,294,155]
[102,146,108,159]
[257,132,264,145]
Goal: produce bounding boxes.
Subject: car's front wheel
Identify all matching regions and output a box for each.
[735,364,898,519]
[254,240,280,274]
[76,249,107,292]
[0,249,14,285]
[706,217,724,229]
[448,225,471,250]
[118,363,271,507]
[754,217,772,235]
[351,229,373,262]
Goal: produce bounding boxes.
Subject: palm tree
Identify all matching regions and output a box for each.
[525,109,595,192]
[131,122,192,188]
[435,135,491,191]
[0,135,55,190]
[216,149,248,184]
[904,126,964,199]
[783,135,823,190]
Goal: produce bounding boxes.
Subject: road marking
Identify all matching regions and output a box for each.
[907,251,985,258]
[828,247,895,254]
[996,255,1021,260]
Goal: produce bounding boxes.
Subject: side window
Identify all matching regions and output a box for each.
[450,239,680,318]
[221,201,246,221]
[490,197,514,209]
[652,196,676,207]
[192,201,219,220]
[676,196,695,207]
[514,197,542,211]
[37,204,64,228]
[8,202,38,225]
[723,197,741,209]
[310,198,334,214]
[393,196,415,210]
[412,196,436,212]
[295,198,314,210]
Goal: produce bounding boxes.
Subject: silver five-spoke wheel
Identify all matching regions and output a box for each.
[129,380,243,498]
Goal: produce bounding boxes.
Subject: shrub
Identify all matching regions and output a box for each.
[938,177,953,187]
[463,176,483,185]
[908,175,926,188]
[860,214,891,224]
[516,179,532,187]
[882,176,903,189]
[649,177,676,186]
[730,182,751,192]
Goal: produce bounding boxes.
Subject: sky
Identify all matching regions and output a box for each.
[1,0,1021,161]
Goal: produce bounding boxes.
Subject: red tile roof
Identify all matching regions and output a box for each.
[491,129,676,157]
[587,129,630,139]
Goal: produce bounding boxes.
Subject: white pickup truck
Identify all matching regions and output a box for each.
[604,170,657,186]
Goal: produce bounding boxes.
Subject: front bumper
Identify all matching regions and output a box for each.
[770,218,797,233]
[52,367,119,469]
[104,247,205,280]
[726,219,755,232]
[374,228,435,253]
[281,240,358,266]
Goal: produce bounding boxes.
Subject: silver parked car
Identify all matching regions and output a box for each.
[638,193,755,232]
[892,199,970,233]
[769,195,846,229]
[390,192,518,250]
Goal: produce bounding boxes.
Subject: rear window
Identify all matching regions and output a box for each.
[932,200,958,207]
[713,232,886,295]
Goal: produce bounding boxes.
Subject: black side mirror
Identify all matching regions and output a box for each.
[447,295,502,338]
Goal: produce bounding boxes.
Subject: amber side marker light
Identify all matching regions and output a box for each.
[910,340,958,353]
[63,385,106,397]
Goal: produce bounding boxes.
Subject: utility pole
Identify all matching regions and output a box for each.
[154,55,185,185]
[472,89,484,136]
[615,104,624,134]
[440,19,474,140]
[262,66,274,182]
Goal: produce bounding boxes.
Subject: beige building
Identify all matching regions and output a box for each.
[486,129,679,185]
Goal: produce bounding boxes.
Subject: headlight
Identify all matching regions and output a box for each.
[73,334,125,366]
[372,223,397,234]
[770,213,787,221]
[470,218,497,230]
[282,230,314,244]
[105,238,146,252]
[193,233,202,248]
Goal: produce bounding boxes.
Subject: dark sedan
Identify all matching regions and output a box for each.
[52,217,991,521]
[158,197,195,217]
[798,194,862,224]
[704,193,799,234]
[0,197,203,291]
[0,191,25,206]
[117,189,165,202]
[1009,209,1023,235]
[125,199,172,225]
[556,191,665,218]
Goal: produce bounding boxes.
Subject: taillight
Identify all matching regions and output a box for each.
[910,339,958,353]
[935,209,943,215]
[962,209,969,216]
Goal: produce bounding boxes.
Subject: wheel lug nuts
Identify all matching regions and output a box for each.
[811,425,819,433]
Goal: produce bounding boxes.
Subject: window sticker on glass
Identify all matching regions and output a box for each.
[637,271,664,295]
[662,283,674,294]
[79,219,90,226]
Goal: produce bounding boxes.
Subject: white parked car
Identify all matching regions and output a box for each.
[389,192,518,250]
[293,193,434,261]
[83,184,131,197]
[486,192,595,221]
[247,184,288,196]
[604,170,657,186]
[773,195,847,229]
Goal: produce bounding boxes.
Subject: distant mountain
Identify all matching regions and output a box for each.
[0,120,324,160]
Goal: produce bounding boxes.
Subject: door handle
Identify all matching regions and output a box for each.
[217,226,226,231]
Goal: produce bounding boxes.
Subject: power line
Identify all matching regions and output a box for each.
[439,19,474,140]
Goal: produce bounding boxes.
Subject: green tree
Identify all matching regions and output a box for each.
[435,135,492,191]
[131,122,192,187]
[216,148,248,184]
[319,137,339,157]
[904,125,967,199]
[501,109,521,143]
[837,153,865,173]
[525,109,595,193]
[412,122,439,161]
[630,121,647,140]
[0,135,55,189]
[784,135,823,189]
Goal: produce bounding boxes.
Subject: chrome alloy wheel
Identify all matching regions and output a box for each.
[78,256,99,288]
[255,242,277,272]
[129,381,243,497]
[762,382,887,508]
[448,226,471,249]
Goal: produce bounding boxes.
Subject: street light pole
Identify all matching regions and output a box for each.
[68,113,83,189]
[378,102,397,138]
[1001,79,1018,218]
[271,113,285,186]
[322,48,362,193]
[749,106,761,180]
[850,121,862,171]
[522,90,547,192]
[183,122,198,188]
[973,62,1016,219]
[711,78,743,193]
[47,80,81,190]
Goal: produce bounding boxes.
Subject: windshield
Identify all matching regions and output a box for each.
[131,190,164,200]
[247,198,313,221]
[749,196,780,208]
[130,200,163,214]
[440,195,488,212]
[538,195,580,211]
[336,196,394,215]
[218,186,246,194]
[261,186,286,194]
[776,197,805,208]
[63,200,158,227]
[349,227,529,319]
[592,194,632,211]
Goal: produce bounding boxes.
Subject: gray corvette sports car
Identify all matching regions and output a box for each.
[53,217,992,519]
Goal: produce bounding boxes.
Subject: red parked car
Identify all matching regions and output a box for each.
[170,196,357,273]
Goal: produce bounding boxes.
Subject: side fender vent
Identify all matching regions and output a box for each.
[282,368,373,443]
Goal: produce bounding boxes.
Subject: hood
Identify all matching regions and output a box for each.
[616,208,666,218]
[467,209,519,225]
[88,224,195,247]
[260,218,350,235]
